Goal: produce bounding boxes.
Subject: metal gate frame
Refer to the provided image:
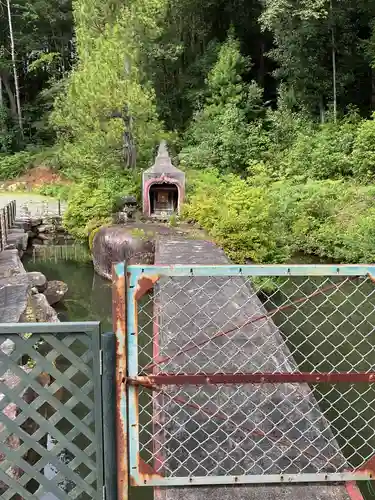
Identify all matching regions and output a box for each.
[0,321,105,499]
[115,263,375,488]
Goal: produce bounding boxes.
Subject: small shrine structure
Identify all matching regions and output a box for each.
[142,141,185,218]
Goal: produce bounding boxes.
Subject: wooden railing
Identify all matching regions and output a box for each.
[0,200,16,252]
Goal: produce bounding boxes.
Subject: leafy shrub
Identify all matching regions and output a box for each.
[184,168,375,264]
[278,120,357,180]
[302,184,375,261]
[183,169,290,263]
[37,183,71,200]
[169,214,178,227]
[351,116,375,180]
[63,171,139,240]
[251,276,285,295]
[0,151,35,180]
[270,180,375,262]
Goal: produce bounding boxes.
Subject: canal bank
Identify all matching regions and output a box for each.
[23,244,112,329]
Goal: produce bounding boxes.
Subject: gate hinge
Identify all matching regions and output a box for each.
[99,349,103,376]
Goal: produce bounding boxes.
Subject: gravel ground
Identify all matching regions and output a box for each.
[0,193,67,217]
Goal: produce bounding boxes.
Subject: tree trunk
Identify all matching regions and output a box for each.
[330,0,337,123]
[319,97,325,124]
[258,40,265,87]
[0,72,18,121]
[6,0,23,135]
[371,69,375,111]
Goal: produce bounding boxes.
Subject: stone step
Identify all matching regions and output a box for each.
[6,231,29,252]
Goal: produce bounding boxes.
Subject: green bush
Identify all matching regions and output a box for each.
[266,179,375,262]
[351,116,375,180]
[0,151,35,180]
[278,121,357,180]
[36,183,71,200]
[62,171,139,240]
[183,167,375,264]
[183,169,290,263]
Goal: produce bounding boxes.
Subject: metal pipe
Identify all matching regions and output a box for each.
[112,262,129,500]
[133,372,375,386]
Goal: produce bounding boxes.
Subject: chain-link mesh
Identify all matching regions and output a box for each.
[134,273,375,482]
[0,325,103,499]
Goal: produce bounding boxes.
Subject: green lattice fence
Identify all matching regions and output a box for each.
[0,322,104,500]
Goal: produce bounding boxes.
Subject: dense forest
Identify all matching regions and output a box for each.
[2,0,375,264]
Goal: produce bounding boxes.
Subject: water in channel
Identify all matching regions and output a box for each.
[24,244,112,329]
[261,255,375,500]
[23,244,152,500]
[24,246,375,499]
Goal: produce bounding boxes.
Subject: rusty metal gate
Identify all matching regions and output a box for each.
[0,321,105,499]
[115,263,375,489]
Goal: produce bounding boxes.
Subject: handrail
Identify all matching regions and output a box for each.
[0,200,16,251]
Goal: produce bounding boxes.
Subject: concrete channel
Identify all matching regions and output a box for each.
[150,237,360,500]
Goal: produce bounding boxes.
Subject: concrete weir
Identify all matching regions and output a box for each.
[153,237,358,500]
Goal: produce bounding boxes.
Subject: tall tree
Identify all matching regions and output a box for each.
[51,0,165,172]
[181,34,265,174]
[260,0,372,119]
[6,0,23,134]
[0,0,74,148]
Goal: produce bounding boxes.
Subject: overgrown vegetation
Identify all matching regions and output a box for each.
[62,171,140,239]
[184,170,375,263]
[2,0,375,260]
[0,151,36,180]
[178,30,375,265]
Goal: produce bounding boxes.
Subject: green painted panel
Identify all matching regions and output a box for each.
[0,322,103,500]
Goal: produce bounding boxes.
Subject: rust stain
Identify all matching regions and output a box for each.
[131,383,139,428]
[139,457,162,476]
[113,271,126,339]
[130,474,139,486]
[135,371,375,386]
[130,457,164,486]
[113,265,128,500]
[134,274,159,301]
[138,455,164,482]
[127,376,153,388]
[359,454,375,476]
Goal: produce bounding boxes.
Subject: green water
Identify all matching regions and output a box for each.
[24,245,112,330]
[23,246,375,498]
[23,244,152,500]
[261,256,375,499]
